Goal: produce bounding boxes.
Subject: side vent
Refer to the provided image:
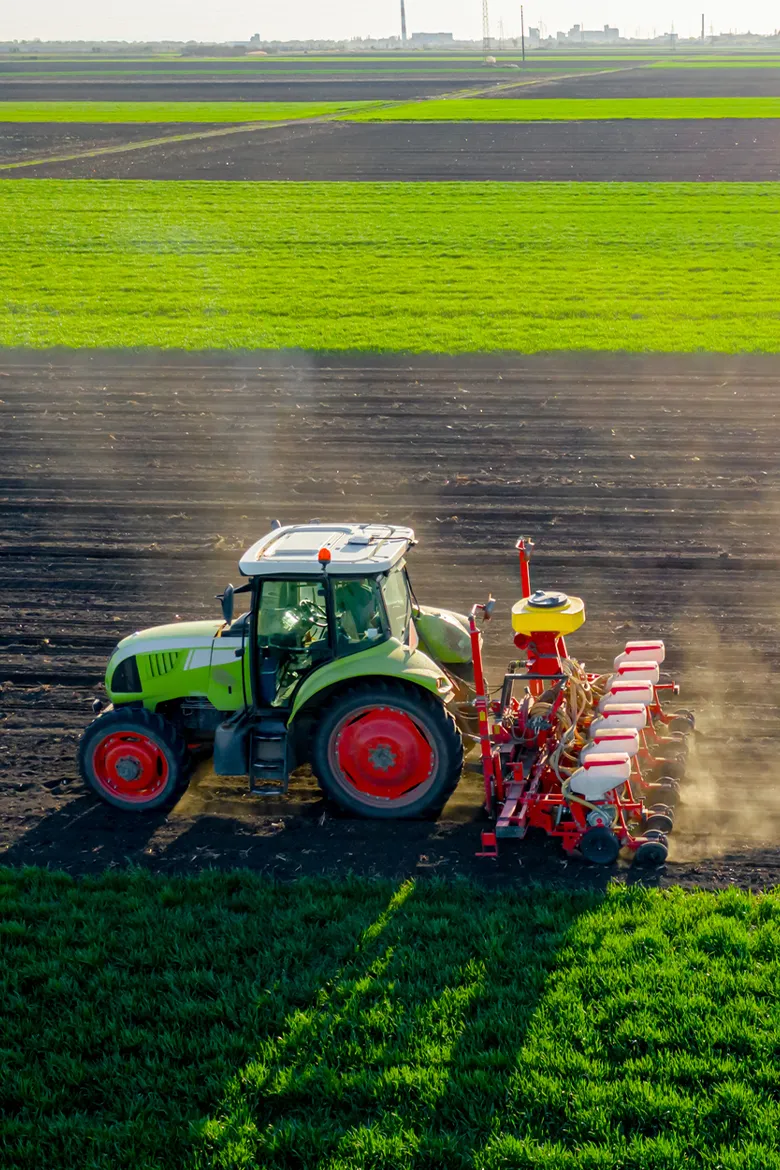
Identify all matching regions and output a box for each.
[146,650,183,679]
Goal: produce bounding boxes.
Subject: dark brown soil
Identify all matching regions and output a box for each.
[22,117,780,181]
[501,66,780,98]
[2,351,780,888]
[0,79,482,102]
[0,57,634,76]
[0,123,231,165]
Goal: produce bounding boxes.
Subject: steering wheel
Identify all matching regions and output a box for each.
[296,598,329,629]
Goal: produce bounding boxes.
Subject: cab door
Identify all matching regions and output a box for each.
[252,577,332,708]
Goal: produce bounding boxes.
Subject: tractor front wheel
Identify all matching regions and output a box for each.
[78,707,188,812]
[312,683,463,819]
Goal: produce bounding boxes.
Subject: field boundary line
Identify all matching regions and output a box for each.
[434,60,651,101]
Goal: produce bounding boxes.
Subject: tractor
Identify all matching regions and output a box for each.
[80,523,469,820]
[80,522,693,865]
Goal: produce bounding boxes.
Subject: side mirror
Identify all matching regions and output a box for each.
[218,584,235,626]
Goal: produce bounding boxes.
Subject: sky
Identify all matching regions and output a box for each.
[3,1,780,45]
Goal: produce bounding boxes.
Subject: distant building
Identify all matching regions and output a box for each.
[408,31,454,46]
[558,23,620,44]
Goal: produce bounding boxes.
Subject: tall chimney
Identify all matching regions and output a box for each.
[701,12,705,38]
[400,0,407,42]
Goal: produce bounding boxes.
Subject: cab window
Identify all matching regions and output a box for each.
[332,577,386,656]
[257,579,329,649]
[381,565,413,643]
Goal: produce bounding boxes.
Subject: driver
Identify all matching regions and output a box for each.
[335,578,382,644]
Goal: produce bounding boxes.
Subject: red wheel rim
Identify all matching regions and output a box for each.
[331,705,437,804]
[91,731,169,804]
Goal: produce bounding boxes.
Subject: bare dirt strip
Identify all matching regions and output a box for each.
[499,66,780,98]
[2,351,780,889]
[15,117,780,181]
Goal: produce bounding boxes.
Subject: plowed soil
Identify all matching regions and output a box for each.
[500,66,780,98]
[0,122,229,165]
[22,117,780,180]
[0,57,632,75]
[2,351,780,888]
[0,79,478,102]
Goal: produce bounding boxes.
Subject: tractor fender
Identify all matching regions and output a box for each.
[289,638,450,724]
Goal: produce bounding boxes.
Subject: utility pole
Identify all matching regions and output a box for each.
[498,17,504,49]
[521,4,526,60]
[701,12,705,39]
[400,0,407,43]
[482,0,491,54]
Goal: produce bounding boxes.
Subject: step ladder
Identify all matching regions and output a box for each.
[249,717,289,795]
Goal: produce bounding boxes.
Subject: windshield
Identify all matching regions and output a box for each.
[381,565,413,644]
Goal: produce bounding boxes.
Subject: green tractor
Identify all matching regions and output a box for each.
[80,522,475,818]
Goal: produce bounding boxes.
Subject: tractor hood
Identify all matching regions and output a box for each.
[114,619,224,659]
[105,618,239,708]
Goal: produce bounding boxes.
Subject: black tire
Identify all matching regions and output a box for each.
[668,711,695,735]
[578,827,621,865]
[78,707,188,812]
[655,737,689,761]
[653,757,686,782]
[645,803,675,835]
[311,681,463,819]
[633,830,669,867]
[651,778,681,807]
[645,813,674,834]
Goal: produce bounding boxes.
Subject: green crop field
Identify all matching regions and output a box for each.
[0,101,378,124]
[3,869,780,1170]
[1,180,780,353]
[348,96,780,122]
[652,58,780,68]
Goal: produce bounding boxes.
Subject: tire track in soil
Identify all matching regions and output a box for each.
[2,351,780,887]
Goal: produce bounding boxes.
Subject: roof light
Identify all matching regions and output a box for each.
[318,547,332,564]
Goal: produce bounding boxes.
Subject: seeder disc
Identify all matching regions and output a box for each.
[578,827,621,865]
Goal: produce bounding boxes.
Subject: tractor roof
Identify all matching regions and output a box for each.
[238,523,415,577]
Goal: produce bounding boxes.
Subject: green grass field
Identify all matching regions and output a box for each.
[3,869,780,1170]
[2,180,780,352]
[0,101,377,123]
[348,96,780,121]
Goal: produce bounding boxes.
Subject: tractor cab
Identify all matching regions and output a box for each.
[238,523,418,710]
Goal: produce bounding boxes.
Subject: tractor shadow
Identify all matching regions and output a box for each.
[0,793,173,873]
[0,780,691,888]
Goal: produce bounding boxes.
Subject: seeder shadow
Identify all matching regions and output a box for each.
[188,877,604,1170]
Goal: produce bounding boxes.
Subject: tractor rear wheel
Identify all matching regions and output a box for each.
[312,682,463,819]
[78,707,188,812]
